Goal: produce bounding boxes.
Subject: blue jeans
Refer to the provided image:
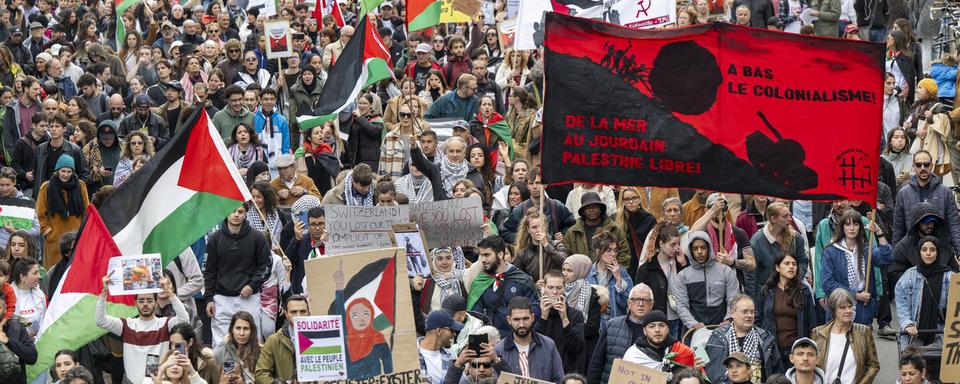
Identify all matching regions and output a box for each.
[669,319,684,341]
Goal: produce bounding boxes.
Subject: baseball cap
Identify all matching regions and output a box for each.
[920,215,938,225]
[424,310,464,331]
[134,94,152,107]
[161,21,176,30]
[380,1,393,9]
[844,24,860,34]
[452,120,469,130]
[791,337,818,353]
[723,352,752,367]
[9,27,21,35]
[415,43,431,53]
[440,294,467,314]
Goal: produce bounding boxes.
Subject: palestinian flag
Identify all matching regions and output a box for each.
[327,257,396,330]
[28,108,250,379]
[358,0,384,14]
[114,0,140,49]
[98,108,251,266]
[407,0,442,32]
[28,206,137,380]
[298,15,393,130]
[478,113,514,164]
[0,197,35,231]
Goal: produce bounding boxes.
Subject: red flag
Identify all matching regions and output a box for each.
[59,205,133,306]
[541,13,884,204]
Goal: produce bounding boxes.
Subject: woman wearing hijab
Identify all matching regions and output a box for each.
[288,64,325,134]
[335,265,393,379]
[562,254,602,372]
[412,248,467,317]
[36,155,89,269]
[895,235,951,350]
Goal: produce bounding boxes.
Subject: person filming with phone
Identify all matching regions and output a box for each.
[444,326,510,384]
[534,270,585,374]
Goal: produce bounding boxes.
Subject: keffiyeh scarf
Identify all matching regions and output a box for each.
[343,170,374,206]
[439,156,468,198]
[726,326,763,383]
[564,280,592,316]
[248,208,282,247]
[395,173,433,203]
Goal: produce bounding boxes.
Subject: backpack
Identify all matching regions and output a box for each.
[0,342,22,380]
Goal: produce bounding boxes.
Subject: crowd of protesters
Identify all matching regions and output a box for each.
[0,0,947,383]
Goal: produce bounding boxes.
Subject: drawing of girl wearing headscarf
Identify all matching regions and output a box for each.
[334,260,394,379]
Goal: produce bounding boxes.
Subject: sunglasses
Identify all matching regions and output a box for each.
[399,112,412,118]
[228,49,241,53]
[470,362,492,369]
[244,57,257,62]
[915,162,932,168]
[486,33,497,37]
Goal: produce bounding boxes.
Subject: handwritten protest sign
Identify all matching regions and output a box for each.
[326,205,410,255]
[409,195,484,248]
[294,315,347,382]
[439,0,474,23]
[942,277,960,381]
[609,359,668,384]
[496,372,553,384]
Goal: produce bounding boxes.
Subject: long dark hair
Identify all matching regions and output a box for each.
[170,323,201,366]
[11,256,38,285]
[467,144,495,203]
[228,311,261,372]
[251,181,279,213]
[764,253,805,309]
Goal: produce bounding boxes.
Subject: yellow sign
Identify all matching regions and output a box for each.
[439,0,475,23]
[942,276,960,381]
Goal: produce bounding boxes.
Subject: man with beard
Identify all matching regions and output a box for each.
[117,94,169,148]
[534,270,584,373]
[419,310,463,384]
[704,295,782,384]
[472,59,503,114]
[444,327,508,384]
[96,94,126,127]
[255,295,310,383]
[96,271,188,384]
[622,310,696,374]
[893,150,960,252]
[495,296,564,383]
[467,236,540,338]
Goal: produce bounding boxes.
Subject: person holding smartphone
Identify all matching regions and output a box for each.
[534,270,585,374]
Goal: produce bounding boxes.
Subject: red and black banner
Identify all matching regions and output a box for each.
[542,13,884,202]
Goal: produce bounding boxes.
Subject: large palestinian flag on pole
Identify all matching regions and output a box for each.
[28,108,251,379]
[28,206,136,380]
[298,14,393,131]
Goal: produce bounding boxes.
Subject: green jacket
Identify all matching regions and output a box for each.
[212,107,254,144]
[288,77,325,132]
[254,329,296,384]
[563,217,631,267]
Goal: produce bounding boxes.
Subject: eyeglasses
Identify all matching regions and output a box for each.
[624,196,640,202]
[309,222,325,229]
[915,162,932,168]
[486,33,497,37]
[470,362,492,369]
[628,298,652,305]
[228,49,241,53]
[129,141,144,146]
[399,112,412,118]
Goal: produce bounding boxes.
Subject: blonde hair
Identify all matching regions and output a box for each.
[615,187,642,230]
[766,202,797,253]
[515,207,543,255]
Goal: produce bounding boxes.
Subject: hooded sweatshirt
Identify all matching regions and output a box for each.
[785,366,827,384]
[673,231,741,327]
[890,201,959,287]
[202,220,272,299]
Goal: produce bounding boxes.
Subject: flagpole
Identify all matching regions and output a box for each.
[247,188,288,260]
[863,209,876,295]
[539,182,544,283]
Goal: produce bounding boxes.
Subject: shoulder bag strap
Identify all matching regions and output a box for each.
[833,332,852,384]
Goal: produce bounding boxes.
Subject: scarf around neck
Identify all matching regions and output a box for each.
[47,174,83,218]
[726,326,763,383]
[395,173,433,203]
[439,156,468,198]
[342,170,374,206]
